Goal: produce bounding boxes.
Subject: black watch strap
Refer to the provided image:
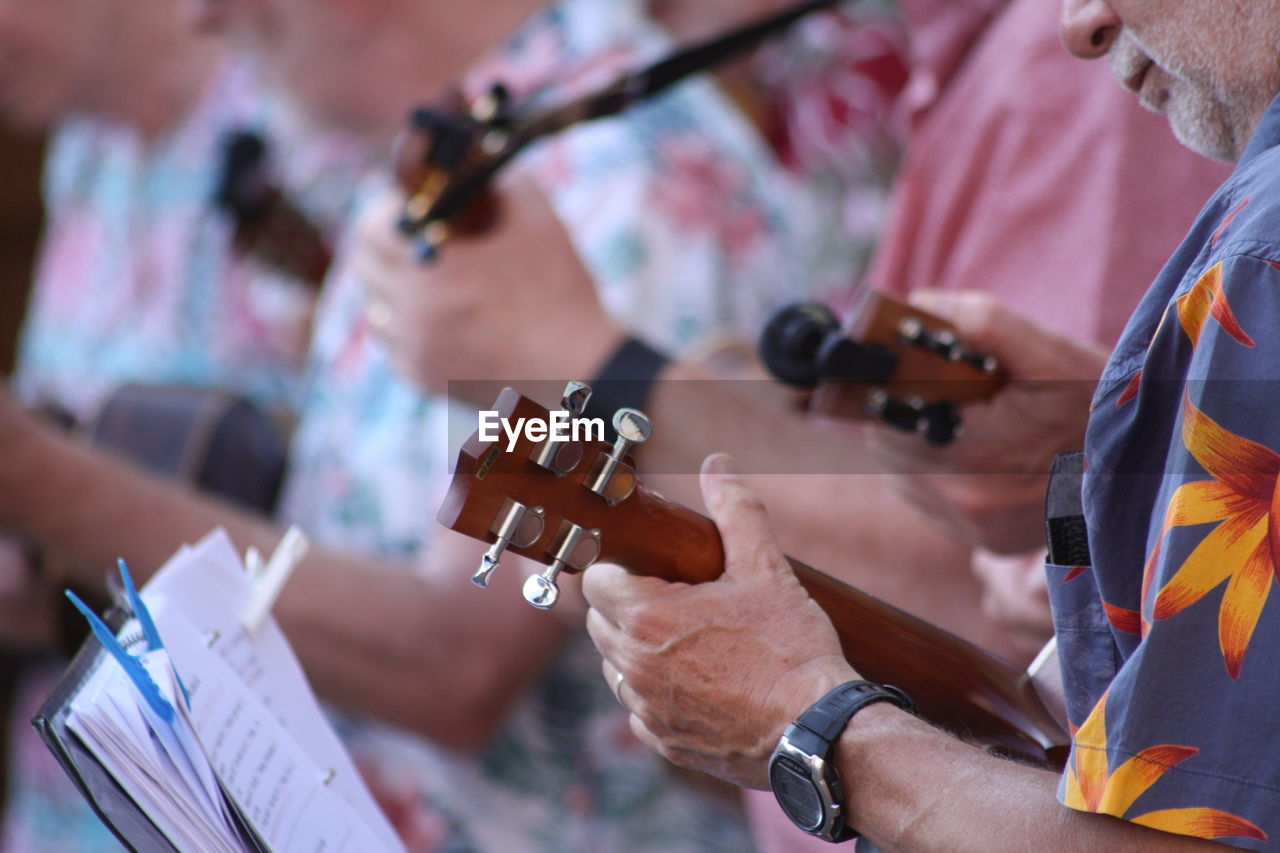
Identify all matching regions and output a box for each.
[795,680,914,743]
[586,336,669,441]
[778,680,913,843]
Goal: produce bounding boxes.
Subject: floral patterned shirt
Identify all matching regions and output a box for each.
[14,60,318,421]
[275,0,851,850]
[1053,92,1280,848]
[753,0,908,295]
[3,59,349,853]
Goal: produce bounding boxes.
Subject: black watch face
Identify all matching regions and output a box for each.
[770,756,824,832]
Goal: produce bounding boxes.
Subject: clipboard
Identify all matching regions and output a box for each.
[33,619,175,853]
[32,609,270,853]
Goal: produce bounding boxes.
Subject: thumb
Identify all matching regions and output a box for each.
[699,454,789,582]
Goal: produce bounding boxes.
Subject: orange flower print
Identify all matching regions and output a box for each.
[1210,198,1250,248]
[1144,393,1280,677]
[1175,262,1254,348]
[1065,694,1265,841]
[1116,370,1141,407]
[1117,261,1251,410]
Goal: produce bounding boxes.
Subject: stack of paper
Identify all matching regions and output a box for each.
[65,530,406,853]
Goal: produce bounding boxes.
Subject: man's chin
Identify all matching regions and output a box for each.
[1164,97,1242,164]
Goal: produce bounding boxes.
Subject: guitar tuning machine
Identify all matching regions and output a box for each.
[530,382,592,476]
[469,84,513,157]
[523,521,602,609]
[896,318,999,375]
[865,389,963,448]
[585,408,652,505]
[473,497,546,588]
[415,222,450,263]
[469,83,511,124]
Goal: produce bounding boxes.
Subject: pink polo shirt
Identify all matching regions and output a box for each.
[745,0,1230,849]
[867,0,1230,347]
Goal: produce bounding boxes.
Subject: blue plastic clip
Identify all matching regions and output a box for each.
[66,589,175,725]
[118,559,162,652]
[65,558,196,723]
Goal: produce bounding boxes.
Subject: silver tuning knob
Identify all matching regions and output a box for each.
[561,381,592,417]
[585,408,651,505]
[473,498,546,588]
[530,382,593,476]
[522,521,601,609]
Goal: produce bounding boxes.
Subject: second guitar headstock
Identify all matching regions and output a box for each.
[760,290,1005,445]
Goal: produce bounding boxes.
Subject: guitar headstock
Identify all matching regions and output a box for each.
[438,383,691,610]
[393,87,511,260]
[759,290,1005,445]
[213,131,332,290]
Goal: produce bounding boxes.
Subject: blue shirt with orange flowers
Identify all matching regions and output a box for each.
[1050,93,1280,849]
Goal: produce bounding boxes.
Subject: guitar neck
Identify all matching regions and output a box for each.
[436,388,1068,766]
[613,485,1069,766]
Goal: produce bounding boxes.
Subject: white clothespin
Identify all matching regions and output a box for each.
[244,546,265,578]
[241,526,309,635]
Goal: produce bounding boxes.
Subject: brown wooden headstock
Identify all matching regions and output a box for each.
[392,89,508,260]
[213,131,332,290]
[437,384,724,609]
[759,290,1005,445]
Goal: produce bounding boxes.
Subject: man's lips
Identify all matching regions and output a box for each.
[1123,60,1153,96]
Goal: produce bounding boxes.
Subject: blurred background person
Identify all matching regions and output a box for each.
[650,0,908,294]
[0,0,887,849]
[0,0,365,850]
[196,0,886,847]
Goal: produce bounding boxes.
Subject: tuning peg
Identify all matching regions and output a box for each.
[897,317,998,377]
[523,521,601,609]
[864,391,962,447]
[561,381,592,416]
[473,498,546,588]
[530,382,593,476]
[897,317,960,360]
[612,408,652,448]
[921,402,962,446]
[585,408,651,505]
[759,303,841,389]
[469,83,511,124]
[414,222,449,263]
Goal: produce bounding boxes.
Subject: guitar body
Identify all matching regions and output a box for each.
[30,385,289,653]
[439,388,1069,767]
[87,385,288,515]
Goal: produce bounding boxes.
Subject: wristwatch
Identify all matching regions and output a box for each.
[769,680,913,843]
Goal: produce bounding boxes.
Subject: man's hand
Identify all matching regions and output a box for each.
[971,549,1054,661]
[352,174,625,400]
[583,453,856,789]
[866,291,1108,554]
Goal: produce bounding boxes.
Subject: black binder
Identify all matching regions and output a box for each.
[32,624,179,853]
[32,614,269,852]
